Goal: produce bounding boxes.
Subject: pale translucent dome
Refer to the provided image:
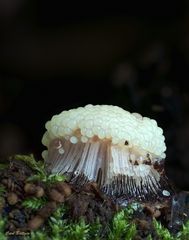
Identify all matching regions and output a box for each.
[42,104,166,158]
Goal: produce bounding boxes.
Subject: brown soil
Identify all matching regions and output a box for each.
[0,157,188,239]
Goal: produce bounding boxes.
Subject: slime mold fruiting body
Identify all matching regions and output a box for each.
[42,104,171,201]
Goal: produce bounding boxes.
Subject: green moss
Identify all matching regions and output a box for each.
[0,200,189,239]
[0,217,7,240]
[14,154,46,176]
[108,207,137,240]
[152,219,189,240]
[176,220,189,240]
[47,205,99,240]
[0,154,189,240]
[22,197,47,210]
[14,154,66,184]
[29,204,137,240]
[21,204,137,239]
[0,185,6,195]
[26,231,48,240]
[153,219,174,240]
[0,164,8,170]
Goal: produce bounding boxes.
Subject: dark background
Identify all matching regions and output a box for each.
[1,1,189,190]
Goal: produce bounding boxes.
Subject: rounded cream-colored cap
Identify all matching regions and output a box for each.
[42,104,166,158]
